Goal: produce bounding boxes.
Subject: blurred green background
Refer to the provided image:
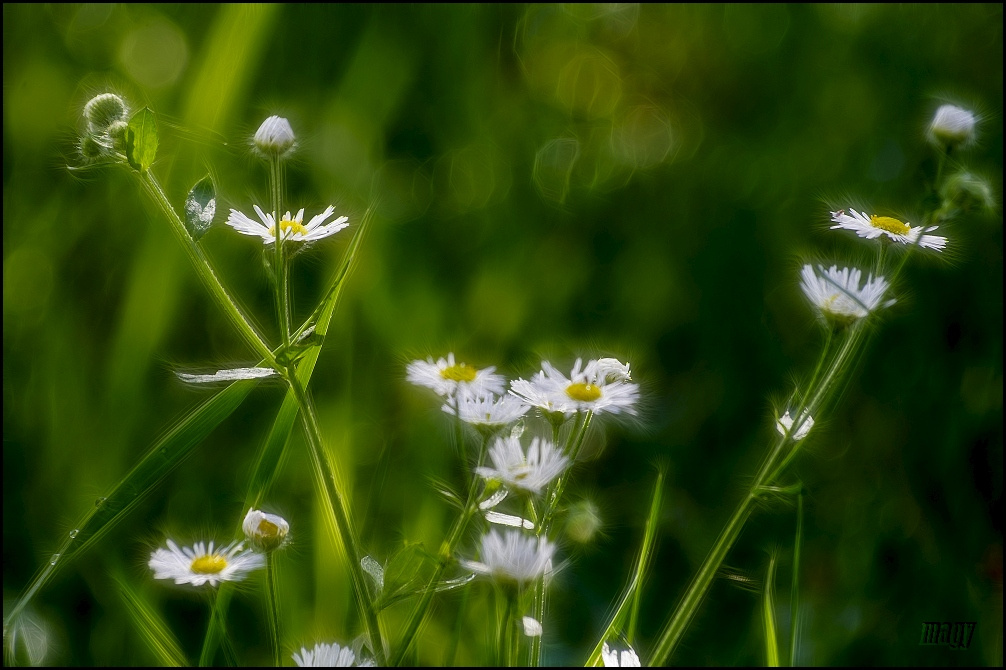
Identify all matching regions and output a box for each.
[3,3,1002,666]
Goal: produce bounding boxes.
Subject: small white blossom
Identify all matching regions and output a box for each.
[602,642,641,667]
[927,104,977,149]
[800,264,893,324]
[461,529,555,586]
[830,209,946,251]
[292,642,372,667]
[522,616,543,637]
[149,540,264,587]
[510,358,639,416]
[242,508,290,552]
[476,436,569,495]
[443,391,529,428]
[407,353,505,398]
[254,115,296,155]
[776,409,814,441]
[226,204,349,244]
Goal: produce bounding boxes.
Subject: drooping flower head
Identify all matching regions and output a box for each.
[226,204,349,245]
[510,358,639,417]
[830,209,946,251]
[461,529,555,586]
[149,539,264,587]
[242,508,290,552]
[476,435,569,495]
[927,104,977,149]
[442,391,530,429]
[292,642,373,667]
[602,642,641,667]
[776,409,814,442]
[800,264,893,325]
[407,352,505,398]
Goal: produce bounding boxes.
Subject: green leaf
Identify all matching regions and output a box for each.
[585,468,664,666]
[126,108,158,173]
[3,380,254,632]
[184,175,216,241]
[115,573,188,667]
[763,553,780,667]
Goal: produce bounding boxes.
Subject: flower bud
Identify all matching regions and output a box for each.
[253,115,296,156]
[242,508,290,552]
[927,104,977,149]
[83,93,129,134]
[940,171,997,215]
[565,499,602,544]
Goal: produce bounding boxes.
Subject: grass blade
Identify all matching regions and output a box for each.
[585,467,664,666]
[789,490,804,666]
[4,380,255,634]
[115,572,188,667]
[763,552,780,667]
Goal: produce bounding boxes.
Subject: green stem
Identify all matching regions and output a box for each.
[390,434,489,666]
[269,157,291,347]
[266,554,281,667]
[788,490,804,667]
[500,589,517,667]
[286,375,385,665]
[137,172,276,366]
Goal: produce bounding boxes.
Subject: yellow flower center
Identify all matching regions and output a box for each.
[190,554,228,574]
[869,215,910,236]
[566,382,602,402]
[256,519,281,540]
[269,218,308,238]
[440,363,477,382]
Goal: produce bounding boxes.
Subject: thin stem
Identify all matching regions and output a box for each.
[444,583,471,666]
[285,375,385,665]
[390,433,489,666]
[136,172,276,366]
[788,490,804,666]
[266,553,281,667]
[269,157,291,347]
[500,589,517,667]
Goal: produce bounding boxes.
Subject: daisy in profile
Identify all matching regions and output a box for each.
[461,529,555,586]
[800,264,893,324]
[476,435,569,495]
[443,391,529,429]
[830,209,946,251]
[407,352,505,398]
[149,539,264,587]
[776,409,814,442]
[226,204,349,244]
[602,642,641,667]
[510,358,639,416]
[292,642,373,667]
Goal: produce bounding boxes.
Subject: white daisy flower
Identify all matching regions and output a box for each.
[406,353,505,398]
[476,435,569,495]
[602,642,641,667]
[242,508,290,552]
[830,209,947,251]
[442,391,529,428]
[510,358,639,416]
[927,104,977,148]
[776,409,814,442]
[253,115,296,156]
[226,204,349,244]
[292,642,372,667]
[461,529,555,586]
[148,539,264,587]
[800,264,893,323]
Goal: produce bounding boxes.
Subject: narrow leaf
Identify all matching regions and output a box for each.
[115,573,188,667]
[126,107,158,173]
[4,380,254,630]
[763,553,780,667]
[176,366,277,383]
[184,175,216,241]
[362,556,385,593]
[789,490,805,666]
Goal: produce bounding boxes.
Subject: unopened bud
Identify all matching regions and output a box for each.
[940,171,997,215]
[565,500,602,544]
[927,104,977,149]
[243,508,290,552]
[83,93,129,134]
[253,115,296,156]
[594,358,632,384]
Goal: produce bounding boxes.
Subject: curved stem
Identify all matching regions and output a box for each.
[266,554,281,667]
[137,172,276,366]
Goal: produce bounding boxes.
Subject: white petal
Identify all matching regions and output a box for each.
[176,367,278,383]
